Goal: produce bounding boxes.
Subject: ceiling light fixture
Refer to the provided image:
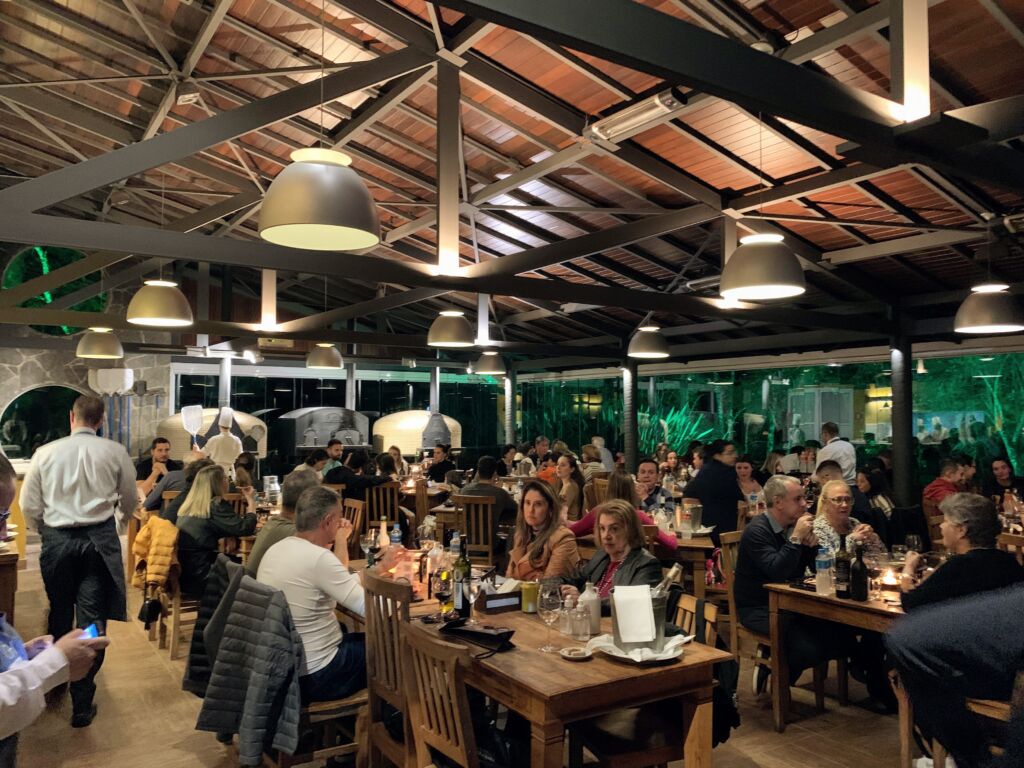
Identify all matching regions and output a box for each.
[916,359,928,374]
[427,310,475,348]
[306,342,344,369]
[126,279,194,326]
[627,325,670,359]
[708,380,735,386]
[720,233,806,301]
[954,287,1024,334]
[258,0,379,251]
[473,350,506,375]
[76,327,124,359]
[584,88,686,143]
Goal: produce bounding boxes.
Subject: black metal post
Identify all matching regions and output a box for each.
[623,359,638,471]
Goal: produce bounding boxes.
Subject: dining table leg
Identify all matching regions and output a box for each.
[682,688,714,768]
[530,719,565,768]
[770,589,789,733]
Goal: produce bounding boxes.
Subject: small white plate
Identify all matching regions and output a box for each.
[559,647,592,662]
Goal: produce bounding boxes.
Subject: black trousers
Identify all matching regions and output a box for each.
[739,605,851,686]
[39,528,117,715]
[887,584,1024,768]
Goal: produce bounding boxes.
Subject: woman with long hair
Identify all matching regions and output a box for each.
[856,467,896,518]
[176,465,257,596]
[507,480,580,580]
[579,444,605,482]
[552,454,586,521]
[387,445,409,477]
[569,469,678,551]
[758,451,785,485]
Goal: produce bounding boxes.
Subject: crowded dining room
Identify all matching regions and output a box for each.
[1,0,1024,766]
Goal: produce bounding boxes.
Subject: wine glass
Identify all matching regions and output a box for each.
[466,577,483,626]
[431,571,452,617]
[538,586,562,653]
[360,534,375,559]
[905,534,923,553]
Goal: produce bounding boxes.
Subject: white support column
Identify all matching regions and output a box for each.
[260,269,277,330]
[477,293,490,345]
[196,261,210,347]
[436,60,462,276]
[891,0,931,122]
[722,216,738,265]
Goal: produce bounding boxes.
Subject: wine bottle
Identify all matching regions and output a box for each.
[651,563,683,598]
[453,535,472,618]
[850,542,869,601]
[834,534,851,599]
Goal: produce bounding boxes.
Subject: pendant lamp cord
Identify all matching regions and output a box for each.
[160,171,166,281]
[757,111,765,215]
[319,0,326,149]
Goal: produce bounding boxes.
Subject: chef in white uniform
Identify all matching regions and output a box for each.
[202,407,243,480]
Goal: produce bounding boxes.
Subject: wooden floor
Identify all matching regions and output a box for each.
[11,542,901,768]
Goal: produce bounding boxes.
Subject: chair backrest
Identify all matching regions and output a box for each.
[222,492,247,515]
[718,530,743,658]
[582,482,598,513]
[927,513,945,549]
[589,470,610,482]
[736,501,748,532]
[452,494,495,566]
[641,524,659,555]
[414,480,430,525]
[593,477,609,504]
[364,568,413,712]
[323,483,346,497]
[366,481,401,528]
[674,593,718,646]
[341,498,365,557]
[998,532,1024,565]
[403,622,479,768]
[162,490,181,502]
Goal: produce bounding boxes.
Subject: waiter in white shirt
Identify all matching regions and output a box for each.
[19,395,136,729]
[201,407,243,480]
[814,421,857,484]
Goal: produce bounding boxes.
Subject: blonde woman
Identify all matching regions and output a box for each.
[387,445,409,477]
[812,479,880,554]
[176,465,257,596]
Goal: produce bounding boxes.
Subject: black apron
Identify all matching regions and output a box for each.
[40,517,127,622]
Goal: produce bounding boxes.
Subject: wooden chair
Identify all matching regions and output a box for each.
[568,595,720,768]
[589,470,610,482]
[223,492,248,515]
[366,481,402,532]
[413,479,430,525]
[451,494,495,566]
[402,622,479,768]
[364,569,415,768]
[593,477,609,505]
[167,586,202,660]
[583,482,598,514]
[161,489,181,507]
[341,498,365,559]
[736,501,750,532]
[998,532,1024,565]
[718,531,846,712]
[640,524,659,555]
[323,483,346,497]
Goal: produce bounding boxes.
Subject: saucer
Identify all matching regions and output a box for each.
[559,647,592,662]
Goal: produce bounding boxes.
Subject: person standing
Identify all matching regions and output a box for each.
[815,422,856,483]
[19,395,137,728]
[200,407,243,479]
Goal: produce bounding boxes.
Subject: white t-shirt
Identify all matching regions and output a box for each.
[256,537,365,674]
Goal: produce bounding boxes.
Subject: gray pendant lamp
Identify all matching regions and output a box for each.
[126,279,193,327]
[306,342,344,369]
[259,148,380,251]
[474,350,506,375]
[76,327,124,359]
[428,310,475,348]
[719,233,805,301]
[954,286,1024,334]
[627,325,670,359]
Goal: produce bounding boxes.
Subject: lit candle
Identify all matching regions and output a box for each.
[881,569,899,586]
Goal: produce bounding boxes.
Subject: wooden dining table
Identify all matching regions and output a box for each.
[344,559,730,768]
[765,583,904,734]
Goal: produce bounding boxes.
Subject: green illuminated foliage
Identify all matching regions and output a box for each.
[1,245,107,336]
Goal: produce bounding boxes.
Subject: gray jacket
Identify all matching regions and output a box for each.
[196,575,304,765]
[564,547,663,615]
[183,554,243,696]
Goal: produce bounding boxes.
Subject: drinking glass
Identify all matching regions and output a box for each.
[431,572,452,616]
[890,545,908,565]
[466,577,483,626]
[866,549,890,601]
[360,534,375,558]
[538,587,562,653]
[905,534,923,553]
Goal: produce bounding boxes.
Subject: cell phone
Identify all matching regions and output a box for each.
[82,622,102,639]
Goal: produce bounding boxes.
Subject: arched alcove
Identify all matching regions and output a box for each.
[0,385,85,458]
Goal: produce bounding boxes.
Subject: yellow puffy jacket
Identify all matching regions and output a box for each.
[132,515,180,591]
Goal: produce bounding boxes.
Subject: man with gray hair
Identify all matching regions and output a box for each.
[734,474,827,694]
[244,470,320,576]
[257,486,366,702]
[592,436,615,471]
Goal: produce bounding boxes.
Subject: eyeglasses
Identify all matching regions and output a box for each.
[827,496,853,505]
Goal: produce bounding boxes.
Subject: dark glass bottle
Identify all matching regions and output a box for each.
[834,534,852,599]
[850,542,869,601]
[453,535,472,618]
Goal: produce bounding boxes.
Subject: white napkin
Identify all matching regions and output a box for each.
[497,578,521,594]
[587,633,693,662]
[612,585,656,643]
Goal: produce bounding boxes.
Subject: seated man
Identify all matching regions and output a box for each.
[734,474,837,693]
[634,457,674,513]
[458,455,517,561]
[323,450,387,502]
[887,583,1024,768]
[244,470,320,576]
[137,437,183,497]
[923,459,964,506]
[257,486,365,702]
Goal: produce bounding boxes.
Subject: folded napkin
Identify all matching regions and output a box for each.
[612,585,655,643]
[587,633,693,663]
[497,578,521,594]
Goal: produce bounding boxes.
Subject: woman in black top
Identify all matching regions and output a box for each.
[900,492,1023,611]
[176,465,257,597]
[424,444,455,483]
[982,457,1024,502]
[682,439,742,545]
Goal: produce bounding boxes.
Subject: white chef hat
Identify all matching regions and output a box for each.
[218,407,234,428]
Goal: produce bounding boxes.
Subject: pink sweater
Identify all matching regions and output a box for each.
[570,507,678,552]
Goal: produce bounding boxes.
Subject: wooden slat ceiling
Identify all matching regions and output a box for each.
[0,0,1023,357]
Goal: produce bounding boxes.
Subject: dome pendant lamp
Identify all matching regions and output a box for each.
[126,279,193,327]
[428,310,475,348]
[473,350,506,375]
[306,342,344,369]
[719,233,806,301]
[627,325,670,359]
[76,327,124,359]
[954,287,1024,334]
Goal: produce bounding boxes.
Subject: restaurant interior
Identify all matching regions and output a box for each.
[2,0,1024,766]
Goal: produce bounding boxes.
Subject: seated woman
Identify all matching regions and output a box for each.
[377,453,414,544]
[900,492,1024,611]
[552,454,586,522]
[757,451,784,486]
[294,448,329,478]
[812,479,881,554]
[660,450,683,482]
[736,454,763,499]
[570,469,678,553]
[387,445,409,477]
[560,499,663,611]
[506,480,580,580]
[579,444,605,482]
[176,465,257,597]
[856,467,896,518]
[424,444,455,483]
[515,442,536,476]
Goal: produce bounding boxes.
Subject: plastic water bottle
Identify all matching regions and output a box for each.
[389,523,402,548]
[815,548,834,596]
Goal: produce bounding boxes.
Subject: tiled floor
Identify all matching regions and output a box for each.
[11,544,901,767]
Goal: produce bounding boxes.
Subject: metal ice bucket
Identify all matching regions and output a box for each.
[610,590,667,653]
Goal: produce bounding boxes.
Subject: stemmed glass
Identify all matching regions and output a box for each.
[538,584,562,653]
[905,534,923,553]
[465,577,483,626]
[866,548,890,601]
[431,571,452,617]
[360,534,375,559]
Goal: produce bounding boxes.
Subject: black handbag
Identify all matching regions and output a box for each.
[438,617,515,654]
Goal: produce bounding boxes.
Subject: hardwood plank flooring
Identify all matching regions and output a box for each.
[11,542,901,767]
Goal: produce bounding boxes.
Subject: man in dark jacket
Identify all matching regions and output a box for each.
[324,450,387,502]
